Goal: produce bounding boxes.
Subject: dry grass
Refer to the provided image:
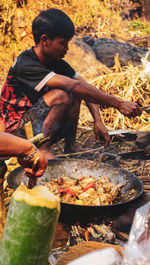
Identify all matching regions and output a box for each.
[79,61,150,131]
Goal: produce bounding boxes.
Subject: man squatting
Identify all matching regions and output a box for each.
[0,9,142,159]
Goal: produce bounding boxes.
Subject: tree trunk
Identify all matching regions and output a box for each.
[143,0,150,20]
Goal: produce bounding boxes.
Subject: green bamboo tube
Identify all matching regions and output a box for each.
[0,184,60,265]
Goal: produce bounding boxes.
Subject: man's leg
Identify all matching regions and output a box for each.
[42,89,72,139]
[42,90,82,153]
[63,96,81,153]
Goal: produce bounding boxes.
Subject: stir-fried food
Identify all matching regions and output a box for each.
[45,175,126,206]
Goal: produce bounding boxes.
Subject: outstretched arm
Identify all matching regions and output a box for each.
[46,74,142,117]
[0,132,48,177]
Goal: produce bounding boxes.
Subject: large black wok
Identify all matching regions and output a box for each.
[7,159,144,223]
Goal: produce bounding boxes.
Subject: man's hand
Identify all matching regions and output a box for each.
[18,151,48,178]
[118,100,142,118]
[0,132,48,178]
[85,101,110,147]
[94,120,110,147]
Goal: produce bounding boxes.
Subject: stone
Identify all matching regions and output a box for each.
[83,37,150,67]
[64,36,111,81]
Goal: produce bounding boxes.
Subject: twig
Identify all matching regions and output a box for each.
[78,125,92,131]
[143,185,150,190]
[56,147,104,158]
[111,228,129,241]
[139,176,150,181]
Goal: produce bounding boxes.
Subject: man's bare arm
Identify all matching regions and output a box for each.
[75,75,110,145]
[46,74,142,117]
[0,132,48,177]
[85,102,110,146]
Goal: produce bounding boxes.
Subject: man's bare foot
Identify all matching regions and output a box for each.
[64,143,88,154]
[39,143,55,160]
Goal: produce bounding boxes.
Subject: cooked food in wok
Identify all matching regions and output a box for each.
[45,175,127,206]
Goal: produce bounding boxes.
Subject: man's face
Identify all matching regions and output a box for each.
[44,36,71,61]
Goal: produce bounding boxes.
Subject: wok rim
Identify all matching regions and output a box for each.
[7,159,144,208]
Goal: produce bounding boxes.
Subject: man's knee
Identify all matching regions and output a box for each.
[43,89,72,107]
[56,90,71,106]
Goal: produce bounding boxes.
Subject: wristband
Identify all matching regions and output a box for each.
[19,145,38,162]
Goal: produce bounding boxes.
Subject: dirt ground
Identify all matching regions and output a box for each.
[5,127,150,195]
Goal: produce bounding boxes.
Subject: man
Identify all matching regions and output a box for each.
[0,9,142,158]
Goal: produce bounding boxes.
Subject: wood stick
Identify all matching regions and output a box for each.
[56,147,104,158]
[24,121,34,139]
[139,176,150,180]
[144,190,150,193]
[111,228,129,241]
[143,185,150,190]
[141,105,150,111]
[142,181,150,184]
[29,134,51,146]
[29,133,44,144]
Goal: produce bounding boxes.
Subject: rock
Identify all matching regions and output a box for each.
[82,36,95,47]
[83,37,150,67]
[65,36,111,81]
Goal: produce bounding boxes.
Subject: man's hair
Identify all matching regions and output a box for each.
[32,8,75,44]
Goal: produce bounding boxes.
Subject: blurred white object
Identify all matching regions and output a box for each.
[140,57,150,81]
[67,247,122,265]
[123,202,150,265]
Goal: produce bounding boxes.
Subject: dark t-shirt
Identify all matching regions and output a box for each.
[0,48,77,132]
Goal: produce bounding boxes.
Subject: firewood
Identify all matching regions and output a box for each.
[144,184,150,190]
[111,228,129,241]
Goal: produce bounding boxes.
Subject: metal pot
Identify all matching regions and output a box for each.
[7,159,144,223]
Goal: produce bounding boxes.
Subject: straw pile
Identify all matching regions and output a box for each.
[79,59,150,131]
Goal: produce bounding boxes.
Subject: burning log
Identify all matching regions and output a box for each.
[68,224,116,245]
[92,224,116,243]
[69,225,84,246]
[111,228,129,242]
